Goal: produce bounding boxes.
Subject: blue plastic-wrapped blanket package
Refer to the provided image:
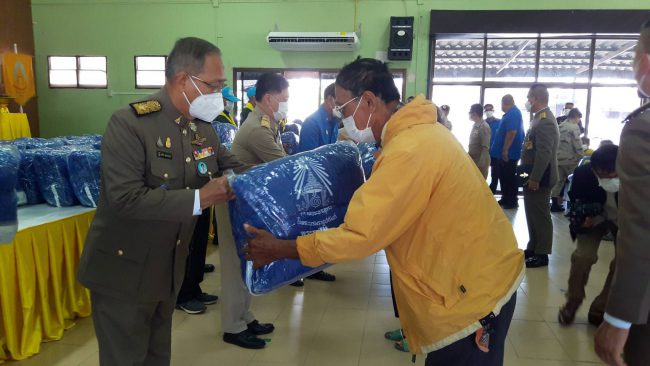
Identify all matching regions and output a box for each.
[12,137,66,150]
[0,145,20,244]
[281,132,299,155]
[229,142,365,294]
[33,148,79,207]
[211,122,238,143]
[67,149,101,207]
[357,143,378,180]
[17,149,45,205]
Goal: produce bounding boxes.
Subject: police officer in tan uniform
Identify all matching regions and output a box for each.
[217,73,289,350]
[520,83,559,269]
[468,103,491,178]
[77,37,245,366]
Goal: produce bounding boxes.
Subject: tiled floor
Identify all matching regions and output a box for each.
[8,198,612,366]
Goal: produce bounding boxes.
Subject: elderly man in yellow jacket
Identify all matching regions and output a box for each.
[244,58,524,365]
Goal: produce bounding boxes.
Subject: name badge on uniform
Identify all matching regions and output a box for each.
[157,151,172,160]
[524,141,534,150]
[193,146,214,160]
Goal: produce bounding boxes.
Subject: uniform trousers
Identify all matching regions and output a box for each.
[489,157,501,194]
[626,315,650,366]
[215,203,255,334]
[177,208,211,303]
[499,160,519,206]
[524,186,554,255]
[91,291,175,366]
[551,163,578,198]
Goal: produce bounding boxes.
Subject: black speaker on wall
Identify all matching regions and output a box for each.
[388,16,414,61]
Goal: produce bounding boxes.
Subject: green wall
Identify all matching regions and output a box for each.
[32,0,649,137]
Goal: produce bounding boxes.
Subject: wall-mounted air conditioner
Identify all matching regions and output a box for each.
[267,32,359,52]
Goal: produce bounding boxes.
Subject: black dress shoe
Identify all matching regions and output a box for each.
[525,255,549,268]
[223,329,266,349]
[290,279,304,287]
[204,263,215,273]
[247,320,275,335]
[306,271,336,282]
[523,249,535,260]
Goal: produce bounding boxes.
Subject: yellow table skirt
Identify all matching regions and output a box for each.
[0,210,95,362]
[0,112,31,140]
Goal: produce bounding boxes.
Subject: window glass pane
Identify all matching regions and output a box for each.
[392,73,404,100]
[136,70,165,88]
[79,70,107,87]
[433,39,484,82]
[319,72,337,105]
[285,71,320,123]
[485,38,537,82]
[430,85,481,148]
[79,56,107,71]
[49,70,77,87]
[136,56,166,71]
[592,39,636,84]
[49,56,76,70]
[588,87,639,146]
[538,39,591,83]
[547,88,589,121]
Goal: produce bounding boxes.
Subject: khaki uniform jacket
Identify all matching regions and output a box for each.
[520,107,559,188]
[77,88,243,302]
[231,107,286,166]
[606,103,650,324]
[557,121,583,166]
[468,121,491,177]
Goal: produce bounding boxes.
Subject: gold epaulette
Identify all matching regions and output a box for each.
[130,100,161,116]
[260,115,271,129]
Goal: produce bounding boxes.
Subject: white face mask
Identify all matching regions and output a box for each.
[271,96,288,121]
[485,111,494,119]
[524,101,532,112]
[183,76,224,122]
[598,177,620,193]
[224,100,235,114]
[342,96,376,144]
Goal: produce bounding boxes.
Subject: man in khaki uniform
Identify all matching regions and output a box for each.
[595,20,650,366]
[520,83,559,269]
[217,73,289,349]
[468,103,491,178]
[77,38,244,365]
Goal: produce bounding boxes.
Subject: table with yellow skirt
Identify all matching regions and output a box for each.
[0,111,31,140]
[0,205,95,362]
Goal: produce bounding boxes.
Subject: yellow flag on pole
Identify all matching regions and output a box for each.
[2,53,36,106]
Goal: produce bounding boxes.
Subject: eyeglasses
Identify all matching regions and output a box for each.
[191,75,226,93]
[333,96,359,119]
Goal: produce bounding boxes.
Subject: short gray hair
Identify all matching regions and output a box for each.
[528,84,549,104]
[165,37,221,80]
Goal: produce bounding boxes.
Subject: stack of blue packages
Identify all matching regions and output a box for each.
[67,149,101,207]
[229,142,365,294]
[211,122,238,143]
[33,148,78,207]
[357,143,378,180]
[281,132,299,155]
[0,145,20,243]
[17,149,45,204]
[13,137,67,150]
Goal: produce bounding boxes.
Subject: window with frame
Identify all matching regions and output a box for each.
[135,56,167,88]
[48,56,107,88]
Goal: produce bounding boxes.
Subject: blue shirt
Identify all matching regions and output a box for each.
[490,107,525,161]
[298,105,340,153]
[485,118,501,157]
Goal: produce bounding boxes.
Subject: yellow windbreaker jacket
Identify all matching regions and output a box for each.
[297,96,524,354]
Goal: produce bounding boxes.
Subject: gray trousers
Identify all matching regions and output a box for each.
[215,203,255,334]
[524,186,554,255]
[551,163,578,198]
[566,224,616,319]
[91,291,175,366]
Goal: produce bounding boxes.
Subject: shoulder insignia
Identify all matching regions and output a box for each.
[130,100,161,116]
[623,102,650,124]
[540,112,547,119]
[260,115,271,129]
